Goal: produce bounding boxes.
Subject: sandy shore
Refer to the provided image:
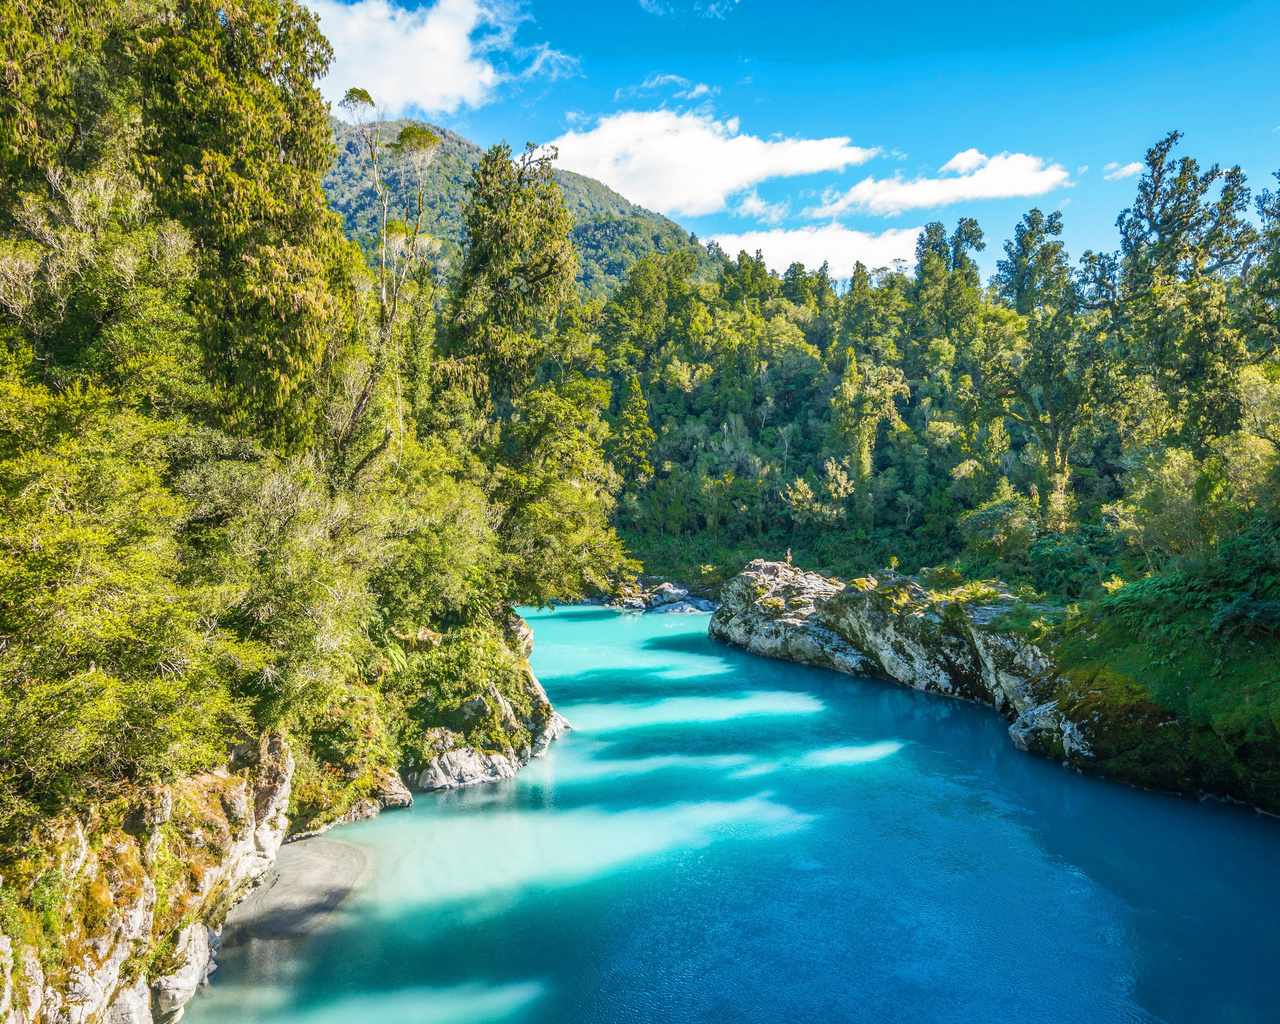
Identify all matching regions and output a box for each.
[223,838,368,942]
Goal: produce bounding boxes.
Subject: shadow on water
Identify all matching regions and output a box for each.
[192,610,1280,1024]
[639,629,719,656]
[535,607,624,624]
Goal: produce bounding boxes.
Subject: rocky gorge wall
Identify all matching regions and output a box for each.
[709,559,1277,813]
[0,618,569,1024]
[0,736,293,1024]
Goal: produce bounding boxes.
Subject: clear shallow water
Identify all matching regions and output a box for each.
[189,607,1280,1024]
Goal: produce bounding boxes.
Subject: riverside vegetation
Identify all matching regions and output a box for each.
[0,2,631,1018]
[0,0,1278,1019]
[576,136,1280,813]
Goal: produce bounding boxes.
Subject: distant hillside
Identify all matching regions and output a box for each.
[324,118,721,301]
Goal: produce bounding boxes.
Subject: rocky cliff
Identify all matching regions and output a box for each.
[401,660,570,793]
[1,619,568,1023]
[709,560,1274,810]
[0,736,292,1024]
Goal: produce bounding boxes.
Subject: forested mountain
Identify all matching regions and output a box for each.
[324,118,721,300]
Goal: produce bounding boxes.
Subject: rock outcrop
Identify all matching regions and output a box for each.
[405,748,520,791]
[4,618,572,1024]
[604,580,717,614]
[405,649,571,792]
[1,737,294,1024]
[709,560,1141,778]
[287,768,415,842]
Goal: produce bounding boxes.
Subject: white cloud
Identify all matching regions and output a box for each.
[614,73,718,102]
[710,224,924,275]
[306,0,575,116]
[940,148,987,175]
[1104,161,1144,181]
[548,110,879,217]
[678,82,717,100]
[737,190,788,225]
[807,150,1071,218]
[640,0,741,16]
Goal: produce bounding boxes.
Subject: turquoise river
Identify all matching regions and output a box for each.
[186,607,1280,1024]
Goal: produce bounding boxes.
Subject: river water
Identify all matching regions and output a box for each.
[187,607,1280,1024]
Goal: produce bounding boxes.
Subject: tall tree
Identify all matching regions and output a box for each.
[610,374,657,483]
[986,209,1101,527]
[831,351,910,524]
[1084,131,1258,448]
[443,142,577,405]
[330,89,440,487]
[135,0,347,443]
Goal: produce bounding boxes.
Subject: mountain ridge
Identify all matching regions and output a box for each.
[324,118,721,300]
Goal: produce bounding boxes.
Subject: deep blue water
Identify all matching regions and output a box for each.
[187,607,1280,1024]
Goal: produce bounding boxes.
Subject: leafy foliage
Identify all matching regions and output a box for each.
[0,2,630,849]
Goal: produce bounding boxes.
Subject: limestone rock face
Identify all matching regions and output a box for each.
[532,712,571,758]
[504,613,535,659]
[518,667,571,761]
[709,560,1092,770]
[151,925,211,1020]
[708,561,875,677]
[0,739,295,1024]
[101,978,150,1024]
[405,748,520,791]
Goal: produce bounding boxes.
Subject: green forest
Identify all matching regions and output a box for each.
[0,0,636,861]
[323,116,717,301]
[2,0,1279,979]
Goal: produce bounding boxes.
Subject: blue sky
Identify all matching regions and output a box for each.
[307,0,1280,279]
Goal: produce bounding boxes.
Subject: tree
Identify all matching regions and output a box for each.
[1084,132,1259,448]
[331,89,440,488]
[490,377,629,605]
[993,209,1068,315]
[831,350,910,524]
[1242,172,1280,365]
[0,382,249,831]
[444,142,577,405]
[134,0,348,444]
[985,209,1102,529]
[610,375,656,483]
[720,249,777,309]
[0,0,109,201]
[781,262,814,306]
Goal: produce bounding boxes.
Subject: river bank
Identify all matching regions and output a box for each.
[709,559,1280,814]
[181,605,1280,1024]
[0,614,570,1024]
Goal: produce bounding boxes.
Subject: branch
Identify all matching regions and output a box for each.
[346,429,393,487]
